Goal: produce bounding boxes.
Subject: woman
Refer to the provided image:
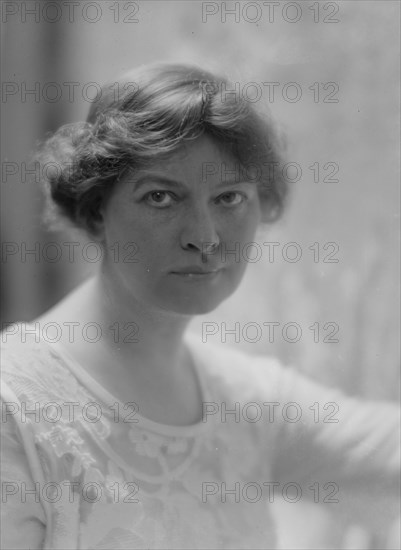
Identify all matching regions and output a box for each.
[1,63,399,549]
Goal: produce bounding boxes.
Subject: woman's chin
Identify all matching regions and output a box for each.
[155,269,243,316]
[158,293,230,316]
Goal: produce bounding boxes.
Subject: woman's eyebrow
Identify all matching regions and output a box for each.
[133,174,256,191]
[133,175,183,191]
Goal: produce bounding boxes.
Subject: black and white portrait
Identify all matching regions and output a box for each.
[1,2,400,549]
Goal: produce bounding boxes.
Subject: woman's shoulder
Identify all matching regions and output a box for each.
[184,330,285,401]
[0,322,84,405]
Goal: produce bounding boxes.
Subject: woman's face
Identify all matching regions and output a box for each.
[98,134,262,315]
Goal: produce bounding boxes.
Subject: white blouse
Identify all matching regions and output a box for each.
[1,323,399,549]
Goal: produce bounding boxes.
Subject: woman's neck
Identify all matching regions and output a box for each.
[97,272,192,374]
[36,274,193,379]
[35,274,204,426]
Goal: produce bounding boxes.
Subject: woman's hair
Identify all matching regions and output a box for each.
[37,62,288,235]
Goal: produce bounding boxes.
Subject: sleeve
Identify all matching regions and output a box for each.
[269,363,400,531]
[1,385,47,550]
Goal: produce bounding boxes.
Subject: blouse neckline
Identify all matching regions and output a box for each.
[23,323,213,438]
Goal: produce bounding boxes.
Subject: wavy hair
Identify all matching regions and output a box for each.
[37,62,288,234]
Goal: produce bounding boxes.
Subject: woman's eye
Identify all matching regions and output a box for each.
[144,191,175,207]
[217,192,245,206]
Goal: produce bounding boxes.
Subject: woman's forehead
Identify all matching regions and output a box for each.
[122,138,242,190]
[144,135,237,173]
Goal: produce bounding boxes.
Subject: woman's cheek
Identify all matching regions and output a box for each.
[224,208,260,242]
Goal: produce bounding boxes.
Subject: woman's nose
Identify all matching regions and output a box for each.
[179,206,220,254]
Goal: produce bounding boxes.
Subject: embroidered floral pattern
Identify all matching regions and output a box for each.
[128,428,166,458]
[1,327,280,549]
[128,426,190,458]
